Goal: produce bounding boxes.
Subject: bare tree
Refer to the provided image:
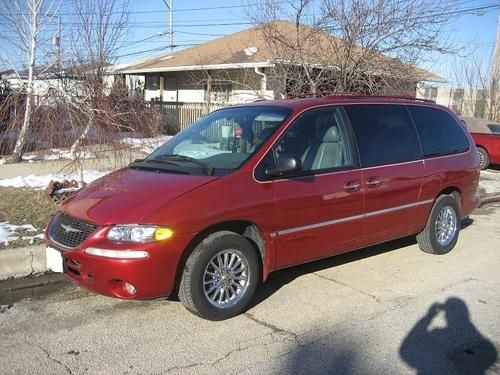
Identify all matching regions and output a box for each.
[61,0,130,185]
[450,52,500,122]
[0,0,61,162]
[248,0,456,96]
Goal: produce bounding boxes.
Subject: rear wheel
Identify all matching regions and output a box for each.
[417,195,460,255]
[179,231,260,320]
[477,147,489,170]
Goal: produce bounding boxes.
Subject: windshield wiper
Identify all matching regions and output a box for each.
[148,154,214,175]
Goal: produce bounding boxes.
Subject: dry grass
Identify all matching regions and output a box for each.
[0,187,57,248]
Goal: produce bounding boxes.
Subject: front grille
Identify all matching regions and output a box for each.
[49,212,99,248]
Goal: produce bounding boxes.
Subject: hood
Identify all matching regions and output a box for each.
[61,168,218,224]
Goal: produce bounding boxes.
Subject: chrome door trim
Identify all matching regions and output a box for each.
[270,199,434,238]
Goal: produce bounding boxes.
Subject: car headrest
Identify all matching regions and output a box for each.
[323,126,340,142]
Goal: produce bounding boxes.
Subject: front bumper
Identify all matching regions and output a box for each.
[45,231,195,300]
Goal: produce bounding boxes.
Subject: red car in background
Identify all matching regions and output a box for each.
[463,117,500,170]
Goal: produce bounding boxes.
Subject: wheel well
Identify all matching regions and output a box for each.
[174,221,265,294]
[437,187,462,212]
[476,144,487,152]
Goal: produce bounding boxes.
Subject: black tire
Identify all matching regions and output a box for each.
[417,195,460,255]
[178,231,260,320]
[477,147,489,170]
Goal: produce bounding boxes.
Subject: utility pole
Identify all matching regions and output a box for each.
[162,0,174,52]
[50,14,62,87]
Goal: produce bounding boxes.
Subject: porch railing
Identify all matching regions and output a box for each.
[149,102,228,133]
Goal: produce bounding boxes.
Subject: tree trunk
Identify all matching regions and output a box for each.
[70,113,93,187]
[11,1,38,163]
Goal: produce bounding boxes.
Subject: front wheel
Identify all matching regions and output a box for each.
[179,231,260,320]
[417,195,460,255]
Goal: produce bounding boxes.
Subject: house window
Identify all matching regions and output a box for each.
[424,87,437,101]
[205,82,232,103]
[145,75,160,90]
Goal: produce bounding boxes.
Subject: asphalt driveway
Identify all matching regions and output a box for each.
[1,203,500,374]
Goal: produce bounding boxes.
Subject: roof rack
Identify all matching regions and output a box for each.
[286,92,436,103]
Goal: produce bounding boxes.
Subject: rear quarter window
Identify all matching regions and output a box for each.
[408,106,470,157]
[487,124,500,134]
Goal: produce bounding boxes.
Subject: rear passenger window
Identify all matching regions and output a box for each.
[344,104,421,168]
[408,106,470,157]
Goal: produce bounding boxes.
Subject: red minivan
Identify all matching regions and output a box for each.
[45,96,481,320]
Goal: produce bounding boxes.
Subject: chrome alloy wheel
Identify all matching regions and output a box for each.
[478,150,485,168]
[203,249,250,308]
[435,205,457,246]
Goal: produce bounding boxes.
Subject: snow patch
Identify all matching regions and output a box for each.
[479,169,500,196]
[174,141,231,159]
[0,158,5,165]
[0,170,108,189]
[120,135,173,154]
[21,155,37,161]
[20,150,96,162]
[0,222,37,246]
[22,233,45,245]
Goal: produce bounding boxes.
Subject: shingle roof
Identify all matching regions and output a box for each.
[120,20,444,82]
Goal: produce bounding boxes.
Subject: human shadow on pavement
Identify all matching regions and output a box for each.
[399,297,498,374]
[281,336,361,375]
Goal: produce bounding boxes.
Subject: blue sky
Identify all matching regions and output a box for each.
[116,0,255,62]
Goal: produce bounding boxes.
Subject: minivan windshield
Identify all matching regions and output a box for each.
[144,106,291,174]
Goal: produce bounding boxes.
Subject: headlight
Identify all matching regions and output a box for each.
[107,225,174,243]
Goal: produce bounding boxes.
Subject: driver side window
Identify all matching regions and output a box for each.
[274,107,353,173]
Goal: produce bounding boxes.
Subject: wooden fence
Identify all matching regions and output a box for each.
[149,102,228,133]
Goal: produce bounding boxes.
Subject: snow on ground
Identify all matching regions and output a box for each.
[120,135,173,154]
[479,169,500,196]
[0,222,41,246]
[0,170,108,190]
[20,149,96,162]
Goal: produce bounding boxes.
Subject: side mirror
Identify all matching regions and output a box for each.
[266,155,302,177]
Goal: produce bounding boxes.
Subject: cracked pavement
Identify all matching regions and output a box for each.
[1,203,500,374]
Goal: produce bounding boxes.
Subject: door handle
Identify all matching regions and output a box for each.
[344,182,361,192]
[366,177,381,188]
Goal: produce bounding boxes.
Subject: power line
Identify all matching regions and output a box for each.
[176,30,227,37]
[116,43,198,58]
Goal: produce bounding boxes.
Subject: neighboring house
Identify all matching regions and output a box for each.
[0,66,76,98]
[0,64,120,99]
[117,21,444,110]
[416,83,498,120]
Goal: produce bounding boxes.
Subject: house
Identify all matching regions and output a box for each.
[0,66,77,98]
[416,83,498,120]
[115,21,444,129]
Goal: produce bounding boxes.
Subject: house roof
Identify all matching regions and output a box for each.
[120,24,275,74]
[120,20,444,82]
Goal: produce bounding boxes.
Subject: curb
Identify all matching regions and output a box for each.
[0,273,67,305]
[0,244,47,281]
[480,195,500,207]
